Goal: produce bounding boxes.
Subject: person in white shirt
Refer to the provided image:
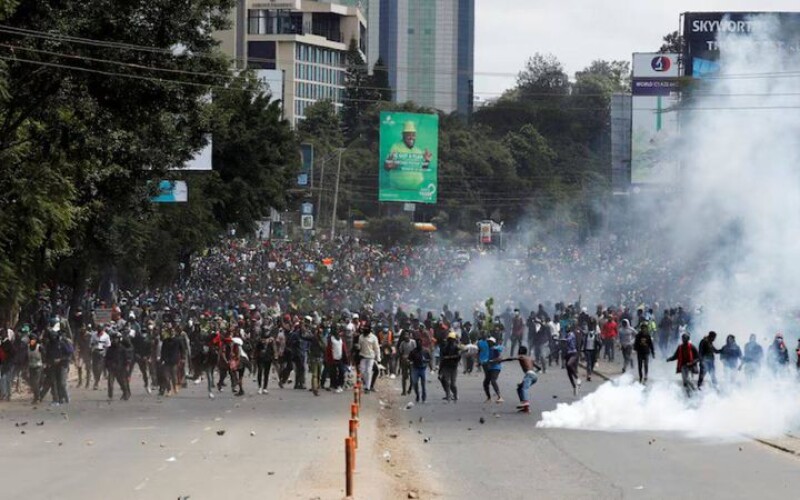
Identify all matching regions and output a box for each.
[89,328,111,390]
[357,326,381,394]
[328,329,346,392]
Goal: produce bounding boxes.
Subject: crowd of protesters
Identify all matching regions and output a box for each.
[1,236,798,408]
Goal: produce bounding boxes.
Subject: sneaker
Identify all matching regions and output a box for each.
[335,388,343,394]
[495,397,504,404]
[258,388,263,395]
[389,374,396,379]
[146,386,152,395]
[263,389,269,395]
[50,402,60,407]
[208,392,215,399]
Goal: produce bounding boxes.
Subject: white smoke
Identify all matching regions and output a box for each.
[538,15,800,438]
[537,369,800,439]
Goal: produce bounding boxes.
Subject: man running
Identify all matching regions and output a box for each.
[498,345,542,413]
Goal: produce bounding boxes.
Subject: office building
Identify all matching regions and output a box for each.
[216,0,367,125]
[379,0,474,115]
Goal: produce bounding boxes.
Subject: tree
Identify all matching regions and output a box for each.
[297,99,343,156]
[659,31,685,54]
[341,38,372,139]
[371,56,392,102]
[211,73,298,234]
[0,0,236,315]
[516,53,570,100]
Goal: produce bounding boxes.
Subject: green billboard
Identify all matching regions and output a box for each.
[379,111,438,204]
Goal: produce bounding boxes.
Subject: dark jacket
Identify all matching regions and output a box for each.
[633,332,655,357]
[161,337,182,366]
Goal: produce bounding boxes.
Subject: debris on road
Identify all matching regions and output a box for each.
[216,430,226,436]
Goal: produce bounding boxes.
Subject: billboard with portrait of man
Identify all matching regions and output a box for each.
[379,112,438,204]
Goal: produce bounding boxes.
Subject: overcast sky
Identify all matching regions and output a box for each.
[473,0,800,100]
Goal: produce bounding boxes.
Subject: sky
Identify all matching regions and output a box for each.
[473,0,800,100]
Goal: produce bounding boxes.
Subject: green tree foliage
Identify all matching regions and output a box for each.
[660,31,685,54]
[210,73,298,234]
[371,56,392,102]
[341,38,372,139]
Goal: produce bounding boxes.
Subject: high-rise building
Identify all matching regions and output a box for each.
[379,0,474,115]
[216,0,367,126]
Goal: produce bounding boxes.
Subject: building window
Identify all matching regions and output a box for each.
[248,10,267,34]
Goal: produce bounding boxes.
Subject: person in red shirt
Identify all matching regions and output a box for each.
[600,314,618,362]
[667,333,700,396]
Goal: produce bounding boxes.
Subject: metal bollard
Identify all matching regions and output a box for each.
[345,437,354,496]
[349,418,358,449]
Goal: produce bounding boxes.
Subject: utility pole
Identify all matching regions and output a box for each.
[316,157,326,229]
[330,148,344,240]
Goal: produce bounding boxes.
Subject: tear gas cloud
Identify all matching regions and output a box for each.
[537,15,800,439]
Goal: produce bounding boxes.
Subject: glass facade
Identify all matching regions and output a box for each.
[293,42,346,120]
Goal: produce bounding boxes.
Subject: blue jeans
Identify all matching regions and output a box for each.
[411,366,427,402]
[517,371,538,403]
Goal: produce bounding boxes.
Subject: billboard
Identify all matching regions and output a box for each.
[631,53,680,184]
[379,112,438,204]
[683,12,800,78]
[298,143,313,187]
[151,180,188,203]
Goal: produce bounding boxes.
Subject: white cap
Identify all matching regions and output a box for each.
[488,336,496,343]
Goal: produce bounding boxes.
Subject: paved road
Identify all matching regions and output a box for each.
[0,375,393,500]
[376,360,800,500]
[4,360,800,500]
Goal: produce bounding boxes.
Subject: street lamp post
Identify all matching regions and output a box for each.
[330,148,344,240]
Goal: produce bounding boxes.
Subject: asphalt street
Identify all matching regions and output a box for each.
[3,360,800,500]
[0,373,393,500]
[376,358,800,500]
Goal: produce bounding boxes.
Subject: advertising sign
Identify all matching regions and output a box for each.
[299,143,313,187]
[479,222,492,244]
[683,12,800,78]
[632,53,680,78]
[379,112,438,204]
[151,180,188,203]
[631,53,680,184]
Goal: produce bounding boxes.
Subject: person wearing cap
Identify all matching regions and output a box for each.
[438,331,461,402]
[384,121,432,172]
[357,325,381,394]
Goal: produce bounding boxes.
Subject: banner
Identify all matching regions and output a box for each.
[630,53,680,184]
[379,112,438,204]
[151,180,188,203]
[683,12,800,78]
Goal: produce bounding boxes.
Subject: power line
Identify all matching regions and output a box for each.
[7,23,800,84]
